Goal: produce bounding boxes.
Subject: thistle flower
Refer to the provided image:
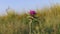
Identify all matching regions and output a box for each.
[29,10,36,16]
[29,10,37,18]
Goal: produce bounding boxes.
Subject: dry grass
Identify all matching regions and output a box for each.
[0,5,60,34]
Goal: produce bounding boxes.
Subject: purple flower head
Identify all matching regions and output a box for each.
[30,10,36,16]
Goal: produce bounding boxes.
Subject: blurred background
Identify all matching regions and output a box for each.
[0,0,60,34]
[0,0,60,15]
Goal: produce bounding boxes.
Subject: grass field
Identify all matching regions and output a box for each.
[0,5,60,34]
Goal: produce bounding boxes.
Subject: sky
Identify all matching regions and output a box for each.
[0,0,60,15]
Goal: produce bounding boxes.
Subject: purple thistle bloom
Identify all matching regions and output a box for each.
[30,10,36,16]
